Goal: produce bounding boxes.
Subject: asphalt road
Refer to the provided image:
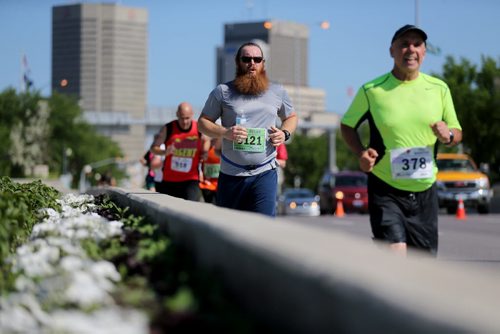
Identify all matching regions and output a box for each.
[282,211,500,272]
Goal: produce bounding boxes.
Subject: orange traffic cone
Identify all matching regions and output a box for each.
[334,198,345,218]
[456,197,466,220]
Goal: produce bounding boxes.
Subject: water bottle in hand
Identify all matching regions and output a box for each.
[236,110,247,126]
[235,110,246,144]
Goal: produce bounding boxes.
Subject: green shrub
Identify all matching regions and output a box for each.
[0,177,61,292]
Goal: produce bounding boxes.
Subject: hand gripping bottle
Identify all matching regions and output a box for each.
[235,110,246,144]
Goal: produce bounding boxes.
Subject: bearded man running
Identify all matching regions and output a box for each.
[198,42,297,217]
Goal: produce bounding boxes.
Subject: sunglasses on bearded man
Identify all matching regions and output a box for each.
[240,56,264,64]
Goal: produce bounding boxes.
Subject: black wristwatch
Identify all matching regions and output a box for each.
[282,129,291,142]
[446,130,454,145]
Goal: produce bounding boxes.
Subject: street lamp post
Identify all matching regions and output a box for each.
[292,21,330,116]
[415,0,420,26]
[62,146,73,175]
[78,157,120,193]
[59,146,74,189]
[414,0,441,55]
[298,21,337,172]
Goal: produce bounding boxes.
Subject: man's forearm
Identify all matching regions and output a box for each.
[198,116,227,138]
[280,113,298,133]
[340,123,365,157]
[150,126,167,155]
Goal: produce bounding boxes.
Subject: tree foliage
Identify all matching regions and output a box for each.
[0,88,123,187]
[284,129,363,192]
[46,92,123,187]
[437,56,500,180]
[0,89,44,176]
[284,133,328,191]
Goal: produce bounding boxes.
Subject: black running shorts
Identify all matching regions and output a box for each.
[368,173,438,255]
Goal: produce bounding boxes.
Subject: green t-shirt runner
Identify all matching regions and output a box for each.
[341,72,462,192]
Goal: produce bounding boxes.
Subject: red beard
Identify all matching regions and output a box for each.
[233,68,269,95]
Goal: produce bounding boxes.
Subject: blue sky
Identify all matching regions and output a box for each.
[1,0,499,114]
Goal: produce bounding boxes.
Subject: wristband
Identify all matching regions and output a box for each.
[446,131,454,145]
[282,129,291,142]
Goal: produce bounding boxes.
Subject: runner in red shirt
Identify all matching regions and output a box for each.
[151,102,209,201]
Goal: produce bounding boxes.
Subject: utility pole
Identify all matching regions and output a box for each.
[415,0,441,56]
[415,0,420,26]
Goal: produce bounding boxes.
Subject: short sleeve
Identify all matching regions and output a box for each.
[442,85,462,130]
[201,85,224,121]
[278,86,294,119]
[341,87,369,129]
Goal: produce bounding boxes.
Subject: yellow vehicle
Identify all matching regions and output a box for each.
[436,153,493,214]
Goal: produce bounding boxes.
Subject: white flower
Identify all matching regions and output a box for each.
[107,220,124,236]
[65,270,113,307]
[60,255,85,272]
[15,243,30,257]
[91,261,122,288]
[0,303,38,333]
[31,220,58,237]
[12,239,60,278]
[75,228,90,239]
[14,276,36,292]
[0,297,39,333]
[42,207,61,221]
[0,292,51,332]
[45,236,86,257]
[0,193,147,333]
[58,193,96,214]
[48,308,148,334]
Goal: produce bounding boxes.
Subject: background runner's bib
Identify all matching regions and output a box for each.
[233,128,266,153]
[203,163,220,178]
[171,156,193,173]
[390,147,433,179]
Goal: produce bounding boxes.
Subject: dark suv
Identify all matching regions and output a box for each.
[318,171,368,215]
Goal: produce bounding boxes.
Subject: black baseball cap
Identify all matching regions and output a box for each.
[391,24,427,44]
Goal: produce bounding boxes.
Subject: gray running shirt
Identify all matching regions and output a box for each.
[201,81,294,176]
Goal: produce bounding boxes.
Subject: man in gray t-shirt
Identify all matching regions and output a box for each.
[198,42,298,216]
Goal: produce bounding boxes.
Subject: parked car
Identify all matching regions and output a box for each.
[318,171,368,215]
[277,188,320,216]
[436,153,493,214]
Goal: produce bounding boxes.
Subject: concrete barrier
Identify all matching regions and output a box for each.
[89,187,500,333]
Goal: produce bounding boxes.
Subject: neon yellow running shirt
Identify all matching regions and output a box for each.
[342,72,462,192]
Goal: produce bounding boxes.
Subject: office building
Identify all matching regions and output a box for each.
[52,3,148,161]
